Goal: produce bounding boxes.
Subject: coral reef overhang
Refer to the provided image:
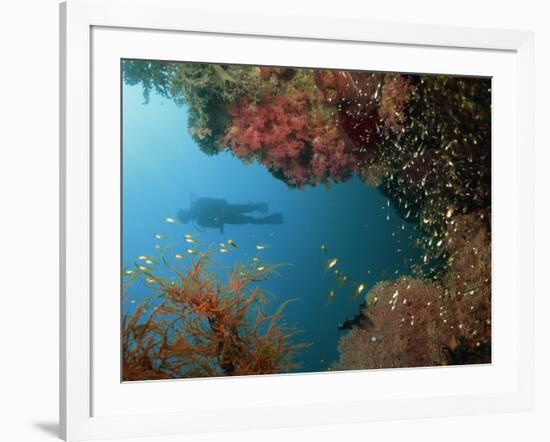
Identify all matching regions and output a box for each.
[122,60,492,373]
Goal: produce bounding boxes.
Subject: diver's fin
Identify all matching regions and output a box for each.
[255,202,269,213]
[263,213,283,225]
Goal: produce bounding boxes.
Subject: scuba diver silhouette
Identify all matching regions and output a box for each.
[178,197,283,234]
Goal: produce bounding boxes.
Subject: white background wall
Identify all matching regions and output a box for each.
[0,0,547,441]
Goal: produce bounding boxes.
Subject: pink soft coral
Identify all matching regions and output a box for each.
[221,92,365,187]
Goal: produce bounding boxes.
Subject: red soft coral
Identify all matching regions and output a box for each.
[221,92,369,187]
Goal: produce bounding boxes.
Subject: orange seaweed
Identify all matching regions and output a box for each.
[122,250,306,381]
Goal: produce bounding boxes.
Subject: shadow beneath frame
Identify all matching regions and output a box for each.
[33,421,59,438]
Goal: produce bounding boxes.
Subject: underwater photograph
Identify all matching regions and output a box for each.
[121,60,492,381]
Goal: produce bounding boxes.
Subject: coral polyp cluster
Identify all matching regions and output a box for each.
[122,250,305,381]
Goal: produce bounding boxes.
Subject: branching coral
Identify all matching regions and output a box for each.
[122,250,306,381]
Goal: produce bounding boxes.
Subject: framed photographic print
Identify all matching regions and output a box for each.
[60,0,534,440]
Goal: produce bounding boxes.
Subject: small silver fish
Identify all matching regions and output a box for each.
[165,217,177,223]
[325,258,338,270]
[338,275,348,286]
[352,283,365,298]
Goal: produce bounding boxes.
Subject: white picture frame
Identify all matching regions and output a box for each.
[60,0,534,440]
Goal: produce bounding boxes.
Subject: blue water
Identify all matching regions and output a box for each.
[122,83,420,373]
